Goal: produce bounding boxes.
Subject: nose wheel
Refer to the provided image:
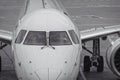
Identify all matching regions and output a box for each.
[83,38,104,72]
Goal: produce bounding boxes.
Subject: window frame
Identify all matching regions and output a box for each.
[49,31,72,46]
[68,30,80,44]
[15,29,27,44]
[23,31,47,46]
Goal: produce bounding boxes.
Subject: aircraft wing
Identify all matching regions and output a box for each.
[80,25,120,42]
[0,30,13,44]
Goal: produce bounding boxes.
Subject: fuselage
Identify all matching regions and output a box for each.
[11,0,82,80]
[12,0,82,80]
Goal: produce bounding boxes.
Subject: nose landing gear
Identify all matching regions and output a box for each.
[83,38,104,72]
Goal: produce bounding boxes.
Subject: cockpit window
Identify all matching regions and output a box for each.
[49,31,72,45]
[68,30,79,44]
[24,31,46,45]
[15,30,27,44]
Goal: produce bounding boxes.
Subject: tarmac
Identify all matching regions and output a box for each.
[0,0,120,80]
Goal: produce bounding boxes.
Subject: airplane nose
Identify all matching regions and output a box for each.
[35,69,48,80]
[35,68,61,80]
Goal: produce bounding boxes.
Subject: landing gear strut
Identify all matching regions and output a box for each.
[0,56,1,72]
[83,38,104,72]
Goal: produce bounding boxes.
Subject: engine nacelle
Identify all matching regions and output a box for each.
[106,38,120,78]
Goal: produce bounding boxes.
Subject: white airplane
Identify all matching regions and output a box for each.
[0,0,120,80]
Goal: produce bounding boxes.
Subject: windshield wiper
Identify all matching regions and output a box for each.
[41,45,55,50]
[41,32,55,50]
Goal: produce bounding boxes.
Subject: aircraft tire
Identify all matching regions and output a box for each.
[84,56,91,72]
[97,56,104,72]
[0,56,1,72]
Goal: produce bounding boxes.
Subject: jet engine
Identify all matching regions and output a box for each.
[106,38,120,78]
